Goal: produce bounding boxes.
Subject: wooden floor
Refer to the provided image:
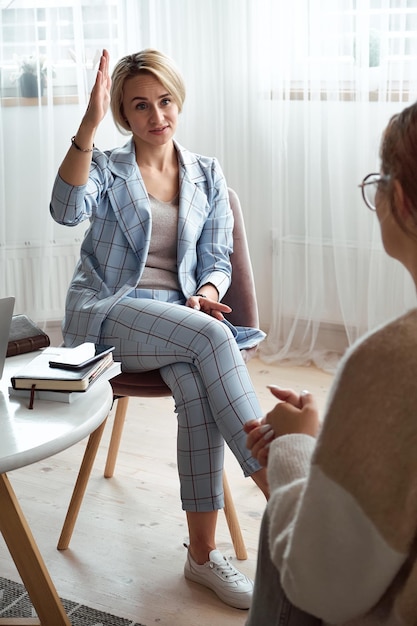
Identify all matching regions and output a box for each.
[0,356,334,626]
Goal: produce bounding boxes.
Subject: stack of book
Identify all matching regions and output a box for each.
[9,343,121,407]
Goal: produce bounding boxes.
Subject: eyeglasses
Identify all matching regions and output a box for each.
[359,172,391,211]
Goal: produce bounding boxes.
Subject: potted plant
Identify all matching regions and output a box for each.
[11,54,55,98]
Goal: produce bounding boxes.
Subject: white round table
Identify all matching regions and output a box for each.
[0,352,113,626]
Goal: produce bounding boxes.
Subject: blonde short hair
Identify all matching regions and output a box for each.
[110,49,186,134]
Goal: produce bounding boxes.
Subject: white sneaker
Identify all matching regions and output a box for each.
[184,548,253,610]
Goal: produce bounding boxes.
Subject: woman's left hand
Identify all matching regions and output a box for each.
[186,295,232,320]
[243,417,272,467]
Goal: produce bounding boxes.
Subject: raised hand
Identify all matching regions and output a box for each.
[59,50,112,185]
[83,49,112,129]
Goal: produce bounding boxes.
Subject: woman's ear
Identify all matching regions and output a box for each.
[393,179,412,223]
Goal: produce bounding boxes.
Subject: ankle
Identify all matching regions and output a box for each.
[188,544,215,565]
[251,467,270,500]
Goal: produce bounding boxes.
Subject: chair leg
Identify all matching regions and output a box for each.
[104,396,247,559]
[104,396,129,478]
[57,418,107,551]
[222,471,247,560]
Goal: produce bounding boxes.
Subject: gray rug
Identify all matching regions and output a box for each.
[0,576,146,625]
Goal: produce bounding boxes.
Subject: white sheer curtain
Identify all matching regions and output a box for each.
[253,0,417,371]
[0,0,416,371]
[0,0,251,324]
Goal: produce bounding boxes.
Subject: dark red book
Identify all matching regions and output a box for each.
[7,314,50,357]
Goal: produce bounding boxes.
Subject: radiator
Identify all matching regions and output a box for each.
[1,243,80,322]
[273,234,416,329]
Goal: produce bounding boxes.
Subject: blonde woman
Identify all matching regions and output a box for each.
[50,49,268,610]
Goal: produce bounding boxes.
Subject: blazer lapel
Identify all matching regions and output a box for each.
[176,143,209,267]
[106,139,152,260]
[104,139,208,271]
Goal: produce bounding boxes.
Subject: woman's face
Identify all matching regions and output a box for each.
[122,72,179,148]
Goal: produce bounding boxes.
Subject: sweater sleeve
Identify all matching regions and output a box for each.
[265,316,417,623]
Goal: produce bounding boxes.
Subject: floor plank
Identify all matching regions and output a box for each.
[0,357,333,625]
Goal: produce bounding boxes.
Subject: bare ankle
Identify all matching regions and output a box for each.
[186,510,218,564]
[188,544,215,565]
[251,467,270,500]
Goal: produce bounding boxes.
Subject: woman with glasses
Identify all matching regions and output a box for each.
[360,172,391,211]
[244,101,417,625]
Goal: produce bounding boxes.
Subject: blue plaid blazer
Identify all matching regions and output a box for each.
[50,138,234,345]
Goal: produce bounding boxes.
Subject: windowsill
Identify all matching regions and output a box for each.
[283,88,412,102]
[0,95,79,106]
[268,81,413,102]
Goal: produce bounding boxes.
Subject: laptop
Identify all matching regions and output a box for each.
[0,297,15,379]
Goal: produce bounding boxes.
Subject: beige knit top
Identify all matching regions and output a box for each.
[138,194,181,292]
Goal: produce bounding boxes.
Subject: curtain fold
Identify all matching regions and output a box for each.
[0,0,415,370]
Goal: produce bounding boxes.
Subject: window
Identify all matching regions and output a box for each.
[255,0,417,102]
[0,0,120,104]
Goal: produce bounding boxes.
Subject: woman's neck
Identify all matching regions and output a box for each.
[135,140,179,202]
[135,139,177,172]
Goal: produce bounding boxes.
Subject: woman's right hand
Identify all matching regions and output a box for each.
[58,49,111,186]
[82,49,112,130]
[265,386,320,438]
[244,386,319,466]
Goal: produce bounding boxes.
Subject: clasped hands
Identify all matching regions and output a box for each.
[244,385,320,467]
[186,294,232,321]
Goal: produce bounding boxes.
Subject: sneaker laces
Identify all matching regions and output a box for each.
[184,543,245,582]
[209,554,245,582]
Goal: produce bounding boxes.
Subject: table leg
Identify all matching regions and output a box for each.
[57,417,107,550]
[0,474,70,626]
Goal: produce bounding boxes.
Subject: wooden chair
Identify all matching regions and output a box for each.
[57,188,260,561]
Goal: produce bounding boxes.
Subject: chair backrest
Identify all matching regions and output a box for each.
[224,188,259,329]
